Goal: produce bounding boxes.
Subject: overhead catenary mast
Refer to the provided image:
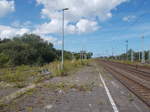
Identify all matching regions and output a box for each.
[148,50,150,62]
[141,36,145,63]
[131,50,134,62]
[125,40,128,61]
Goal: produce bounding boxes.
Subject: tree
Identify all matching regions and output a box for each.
[0,34,57,66]
[0,34,93,66]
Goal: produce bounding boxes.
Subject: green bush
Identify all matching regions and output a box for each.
[0,53,9,67]
[0,34,57,66]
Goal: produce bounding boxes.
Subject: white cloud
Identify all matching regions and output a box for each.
[11,20,32,28]
[0,0,15,18]
[66,24,76,34]
[0,0,130,46]
[23,21,32,27]
[0,25,30,39]
[0,25,61,46]
[34,19,61,35]
[35,0,128,35]
[11,21,21,27]
[123,15,136,22]
[36,0,127,21]
[76,19,99,33]
[34,18,99,35]
[42,35,62,45]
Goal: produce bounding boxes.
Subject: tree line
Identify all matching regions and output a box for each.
[0,34,93,67]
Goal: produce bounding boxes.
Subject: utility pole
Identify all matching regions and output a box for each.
[84,52,87,60]
[126,40,128,61]
[131,50,134,62]
[80,49,84,60]
[61,8,69,70]
[72,52,75,61]
[141,36,145,63]
[80,51,82,60]
[139,51,141,61]
[112,47,114,59]
[148,50,150,62]
[82,48,84,60]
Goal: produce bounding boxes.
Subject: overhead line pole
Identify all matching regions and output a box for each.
[139,51,141,61]
[112,47,114,59]
[131,50,134,62]
[148,50,150,62]
[126,40,128,61]
[141,36,145,63]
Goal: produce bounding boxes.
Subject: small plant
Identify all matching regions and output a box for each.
[34,75,46,83]
[0,101,8,111]
[60,69,68,76]
[69,83,94,92]
[25,88,36,96]
[15,82,26,88]
[128,93,134,102]
[26,106,33,112]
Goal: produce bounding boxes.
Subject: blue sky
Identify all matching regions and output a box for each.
[0,0,150,57]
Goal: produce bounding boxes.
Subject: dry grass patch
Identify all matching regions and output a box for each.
[0,60,91,87]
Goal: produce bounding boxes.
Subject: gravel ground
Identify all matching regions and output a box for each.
[0,87,19,99]
[0,61,149,112]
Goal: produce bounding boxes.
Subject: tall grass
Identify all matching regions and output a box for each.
[0,60,90,87]
[42,59,89,77]
[0,65,40,87]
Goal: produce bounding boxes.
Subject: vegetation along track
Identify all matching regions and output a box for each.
[99,60,150,107]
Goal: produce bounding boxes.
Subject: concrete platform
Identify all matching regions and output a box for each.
[98,65,149,112]
[2,62,149,112]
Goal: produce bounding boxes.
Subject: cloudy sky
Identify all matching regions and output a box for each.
[0,0,150,56]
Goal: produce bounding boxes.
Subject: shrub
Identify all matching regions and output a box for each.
[0,53,9,67]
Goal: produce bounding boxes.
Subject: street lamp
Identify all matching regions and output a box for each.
[61,8,69,70]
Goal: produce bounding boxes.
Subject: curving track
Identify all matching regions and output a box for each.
[99,60,150,108]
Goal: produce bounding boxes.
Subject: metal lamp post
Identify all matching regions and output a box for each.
[61,8,69,70]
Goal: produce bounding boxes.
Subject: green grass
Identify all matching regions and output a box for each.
[0,59,91,87]
[127,93,134,102]
[35,59,90,83]
[41,59,90,77]
[0,65,40,87]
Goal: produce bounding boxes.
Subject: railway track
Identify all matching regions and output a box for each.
[105,61,150,82]
[112,61,150,74]
[99,60,150,108]
[102,61,150,89]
